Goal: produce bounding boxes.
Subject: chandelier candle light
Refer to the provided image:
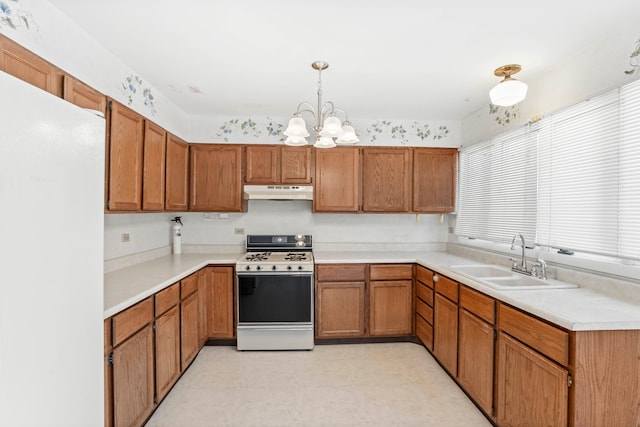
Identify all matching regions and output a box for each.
[489,64,528,107]
[284,61,359,148]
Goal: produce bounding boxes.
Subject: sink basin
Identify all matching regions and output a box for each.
[450,264,513,278]
[481,276,578,290]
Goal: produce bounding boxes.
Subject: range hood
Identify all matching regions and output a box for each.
[243,185,313,200]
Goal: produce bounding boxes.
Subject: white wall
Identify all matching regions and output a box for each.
[461,17,640,146]
[0,0,190,138]
[105,202,449,260]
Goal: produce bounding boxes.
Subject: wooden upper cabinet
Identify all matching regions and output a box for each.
[142,121,167,211]
[314,147,360,212]
[107,100,145,211]
[281,146,312,183]
[0,35,62,96]
[362,148,412,212]
[165,133,189,211]
[412,148,458,213]
[190,144,244,212]
[245,145,280,184]
[62,75,106,114]
[245,145,312,184]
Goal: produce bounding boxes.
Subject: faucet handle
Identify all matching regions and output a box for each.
[509,258,519,269]
[531,259,547,279]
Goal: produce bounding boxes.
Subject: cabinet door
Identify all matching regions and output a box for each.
[205,266,235,338]
[369,280,413,336]
[155,305,180,402]
[181,291,200,369]
[497,332,568,427]
[62,74,106,114]
[434,293,458,375]
[104,319,113,427]
[107,100,145,211]
[245,145,280,183]
[197,269,208,346]
[165,134,189,211]
[458,309,494,416]
[314,147,360,212]
[142,121,167,211]
[412,148,457,212]
[190,145,244,212]
[0,35,62,96]
[112,325,154,427]
[282,146,312,183]
[316,281,366,338]
[362,148,411,212]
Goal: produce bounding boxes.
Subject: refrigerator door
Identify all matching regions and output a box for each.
[0,71,105,426]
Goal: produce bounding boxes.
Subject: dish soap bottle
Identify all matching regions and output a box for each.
[171,216,183,255]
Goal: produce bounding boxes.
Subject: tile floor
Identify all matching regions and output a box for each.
[146,342,492,427]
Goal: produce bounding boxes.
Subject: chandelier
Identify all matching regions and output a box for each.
[283,61,359,148]
[489,64,528,107]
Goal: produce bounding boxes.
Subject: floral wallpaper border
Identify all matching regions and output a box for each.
[0,0,35,31]
[120,74,157,116]
[488,103,521,127]
[625,38,640,76]
[215,117,450,145]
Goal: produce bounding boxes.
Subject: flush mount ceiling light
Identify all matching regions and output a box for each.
[284,61,359,148]
[489,64,528,107]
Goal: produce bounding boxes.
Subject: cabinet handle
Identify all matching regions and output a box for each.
[433,274,439,283]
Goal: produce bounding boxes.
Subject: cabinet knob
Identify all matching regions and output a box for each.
[433,274,439,283]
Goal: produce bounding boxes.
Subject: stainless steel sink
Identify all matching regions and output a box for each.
[451,264,578,290]
[450,264,513,278]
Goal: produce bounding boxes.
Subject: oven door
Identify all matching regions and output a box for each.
[237,272,313,325]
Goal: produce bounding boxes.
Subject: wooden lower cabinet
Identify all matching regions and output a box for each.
[496,332,568,427]
[369,279,412,336]
[112,324,155,427]
[458,309,494,416]
[205,266,235,338]
[181,291,200,369]
[433,293,458,375]
[316,281,366,337]
[154,305,180,401]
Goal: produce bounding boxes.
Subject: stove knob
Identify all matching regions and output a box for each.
[245,266,251,271]
[272,265,277,271]
[256,266,261,271]
[287,265,292,271]
[298,265,304,271]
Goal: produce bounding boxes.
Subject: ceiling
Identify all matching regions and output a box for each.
[49,0,640,121]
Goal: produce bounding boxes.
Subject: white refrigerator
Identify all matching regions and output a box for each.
[0,71,104,426]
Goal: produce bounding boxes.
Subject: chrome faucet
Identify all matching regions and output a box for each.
[510,234,529,274]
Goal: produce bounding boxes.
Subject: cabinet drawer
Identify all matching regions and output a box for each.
[416,298,433,324]
[316,264,366,282]
[499,303,569,366]
[415,313,433,350]
[415,266,434,288]
[370,264,413,280]
[460,286,495,324]
[415,280,433,306]
[112,297,153,346]
[155,282,180,317]
[435,274,458,303]
[180,273,198,299]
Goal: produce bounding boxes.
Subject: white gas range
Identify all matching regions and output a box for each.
[235,235,314,351]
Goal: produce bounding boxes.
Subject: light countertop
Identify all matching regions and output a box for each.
[105,250,640,331]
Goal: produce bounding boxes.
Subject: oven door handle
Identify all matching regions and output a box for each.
[236,271,313,277]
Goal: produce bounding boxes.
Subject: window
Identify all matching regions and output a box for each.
[456,79,640,262]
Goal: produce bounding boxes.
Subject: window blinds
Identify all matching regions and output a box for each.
[456,125,538,244]
[457,78,640,262]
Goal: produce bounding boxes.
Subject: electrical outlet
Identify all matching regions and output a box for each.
[234,227,245,235]
[121,233,130,242]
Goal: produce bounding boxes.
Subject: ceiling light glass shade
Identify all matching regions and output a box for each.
[284,116,310,137]
[489,78,528,107]
[314,136,337,149]
[335,124,359,144]
[284,135,309,146]
[318,116,345,137]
